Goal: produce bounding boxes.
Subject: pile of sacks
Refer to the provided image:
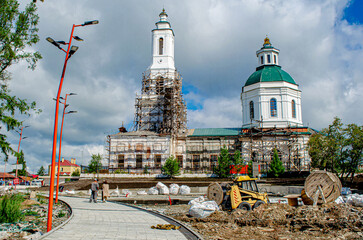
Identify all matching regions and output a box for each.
[188,196,219,218]
[147,182,191,195]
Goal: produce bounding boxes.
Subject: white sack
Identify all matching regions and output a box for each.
[148,187,159,195]
[122,189,132,197]
[137,190,147,195]
[110,186,120,197]
[346,194,363,207]
[188,196,205,205]
[156,182,169,195]
[189,201,219,218]
[169,183,180,195]
[179,185,191,195]
[335,196,345,204]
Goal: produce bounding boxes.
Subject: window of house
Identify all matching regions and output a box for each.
[249,101,254,120]
[177,155,183,168]
[274,55,277,64]
[260,56,264,64]
[270,98,277,117]
[159,38,163,55]
[267,54,271,63]
[292,100,296,118]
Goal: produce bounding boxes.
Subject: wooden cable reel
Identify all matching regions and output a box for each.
[207,182,224,205]
[301,170,342,205]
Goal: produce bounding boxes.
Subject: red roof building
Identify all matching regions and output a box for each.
[48,158,81,176]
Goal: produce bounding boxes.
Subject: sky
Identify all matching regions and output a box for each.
[1,0,363,174]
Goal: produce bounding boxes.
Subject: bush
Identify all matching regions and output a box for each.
[57,210,65,218]
[0,194,24,223]
[162,155,180,178]
[143,165,150,174]
[71,169,80,176]
[114,169,121,174]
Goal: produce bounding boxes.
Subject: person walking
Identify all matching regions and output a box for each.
[89,179,99,203]
[102,180,109,202]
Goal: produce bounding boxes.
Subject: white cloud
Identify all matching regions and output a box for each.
[2,0,362,173]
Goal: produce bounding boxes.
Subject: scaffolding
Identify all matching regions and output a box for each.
[240,127,311,171]
[133,70,187,136]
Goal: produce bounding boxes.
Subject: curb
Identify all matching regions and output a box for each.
[37,197,74,239]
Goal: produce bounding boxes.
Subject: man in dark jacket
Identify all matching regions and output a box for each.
[89,179,99,203]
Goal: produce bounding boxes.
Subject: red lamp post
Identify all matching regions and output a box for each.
[46,20,98,232]
[55,93,77,203]
[14,126,29,189]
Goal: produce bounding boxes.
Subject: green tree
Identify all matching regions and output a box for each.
[247,160,253,178]
[0,0,41,162]
[215,146,231,178]
[88,154,102,173]
[71,169,80,176]
[36,166,45,175]
[231,150,244,174]
[162,155,180,178]
[342,124,363,181]
[268,149,285,177]
[307,117,362,180]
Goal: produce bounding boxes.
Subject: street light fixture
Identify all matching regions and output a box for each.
[46,19,98,232]
[55,93,77,204]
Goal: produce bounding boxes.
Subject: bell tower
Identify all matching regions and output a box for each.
[149,9,176,75]
[134,9,187,136]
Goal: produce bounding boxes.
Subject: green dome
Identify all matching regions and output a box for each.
[245,65,297,87]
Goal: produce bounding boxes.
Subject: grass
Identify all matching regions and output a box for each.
[0,194,25,223]
[57,210,66,218]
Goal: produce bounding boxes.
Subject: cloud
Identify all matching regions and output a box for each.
[1,0,362,173]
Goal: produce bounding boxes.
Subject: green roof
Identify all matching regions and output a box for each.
[245,65,297,87]
[188,128,241,137]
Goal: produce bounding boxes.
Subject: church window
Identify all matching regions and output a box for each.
[159,38,164,55]
[260,56,263,64]
[249,101,254,120]
[270,98,277,117]
[292,100,296,118]
[274,55,277,64]
[267,54,271,63]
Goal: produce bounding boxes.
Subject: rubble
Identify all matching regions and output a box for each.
[152,202,363,239]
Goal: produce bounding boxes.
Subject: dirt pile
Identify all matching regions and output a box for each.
[166,203,363,240]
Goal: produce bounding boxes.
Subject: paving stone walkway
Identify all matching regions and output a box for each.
[43,196,187,240]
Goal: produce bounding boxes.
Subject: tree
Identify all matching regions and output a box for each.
[0,0,41,162]
[162,155,180,178]
[342,124,363,181]
[247,160,253,178]
[88,154,102,173]
[37,166,45,176]
[231,150,244,174]
[71,169,80,177]
[307,117,362,180]
[215,146,231,178]
[268,149,285,177]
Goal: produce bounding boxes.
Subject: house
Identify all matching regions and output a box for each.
[48,158,80,176]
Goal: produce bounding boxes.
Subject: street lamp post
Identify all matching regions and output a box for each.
[14,126,29,189]
[55,93,77,204]
[46,20,98,232]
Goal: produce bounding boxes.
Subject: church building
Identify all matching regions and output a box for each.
[107,9,315,173]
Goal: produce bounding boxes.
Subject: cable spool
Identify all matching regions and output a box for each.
[301,170,342,205]
[207,183,224,205]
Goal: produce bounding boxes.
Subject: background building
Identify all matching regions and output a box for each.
[107,10,315,173]
[48,158,80,176]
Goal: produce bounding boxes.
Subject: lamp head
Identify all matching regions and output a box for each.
[46,37,62,49]
[57,41,67,45]
[73,36,84,41]
[69,93,77,96]
[68,46,79,58]
[67,111,78,114]
[83,20,99,26]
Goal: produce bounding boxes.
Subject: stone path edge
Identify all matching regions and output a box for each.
[37,198,74,240]
[109,200,204,240]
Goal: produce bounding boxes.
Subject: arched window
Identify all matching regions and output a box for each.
[249,101,254,120]
[270,98,277,117]
[260,56,263,65]
[159,38,164,55]
[292,100,296,118]
[267,55,271,63]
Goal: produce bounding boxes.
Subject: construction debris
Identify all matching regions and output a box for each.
[151,224,181,230]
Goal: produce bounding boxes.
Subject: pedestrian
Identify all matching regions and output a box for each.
[89,179,99,203]
[102,180,109,202]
